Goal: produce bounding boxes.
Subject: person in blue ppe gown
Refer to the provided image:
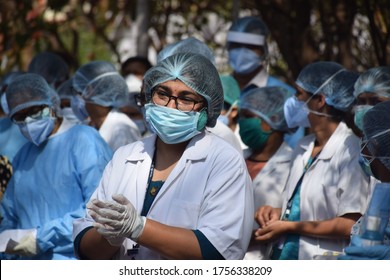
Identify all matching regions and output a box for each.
[339,101,390,260]
[226,16,303,149]
[73,53,254,260]
[255,62,372,259]
[0,73,113,260]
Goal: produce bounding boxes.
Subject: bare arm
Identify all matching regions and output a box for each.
[137,219,202,259]
[79,219,202,260]
[79,228,120,259]
[255,213,361,242]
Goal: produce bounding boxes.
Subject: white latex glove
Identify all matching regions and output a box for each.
[6,233,38,257]
[87,194,146,242]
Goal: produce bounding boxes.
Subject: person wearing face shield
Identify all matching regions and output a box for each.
[338,101,390,260]
[73,53,254,260]
[226,16,303,149]
[0,73,112,260]
[255,61,372,259]
[72,61,141,152]
[351,66,390,137]
[238,86,294,260]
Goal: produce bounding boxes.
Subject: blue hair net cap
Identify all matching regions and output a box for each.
[362,100,390,171]
[57,78,73,100]
[73,61,130,108]
[157,37,215,65]
[28,51,69,88]
[143,53,223,127]
[6,73,61,118]
[220,75,240,105]
[296,61,357,111]
[321,70,359,111]
[353,66,390,98]
[240,86,292,131]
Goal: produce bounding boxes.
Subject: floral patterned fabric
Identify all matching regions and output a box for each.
[0,155,13,201]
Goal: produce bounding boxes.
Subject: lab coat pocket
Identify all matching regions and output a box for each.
[167,199,200,229]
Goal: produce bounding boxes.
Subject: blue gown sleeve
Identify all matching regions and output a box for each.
[35,128,113,256]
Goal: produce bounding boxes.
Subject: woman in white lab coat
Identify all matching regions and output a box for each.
[73,53,254,260]
[237,86,294,260]
[71,61,141,152]
[255,62,372,259]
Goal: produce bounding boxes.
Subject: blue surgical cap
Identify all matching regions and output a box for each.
[296,61,357,111]
[1,71,26,114]
[220,75,240,106]
[227,16,269,55]
[143,53,223,127]
[362,100,390,171]
[73,61,130,108]
[240,86,292,131]
[6,73,61,118]
[354,66,390,98]
[28,51,69,88]
[57,78,74,100]
[157,37,215,65]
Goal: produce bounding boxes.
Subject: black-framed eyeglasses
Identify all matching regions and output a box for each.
[152,89,204,112]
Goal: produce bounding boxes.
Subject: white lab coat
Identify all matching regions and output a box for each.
[99,109,141,152]
[207,119,243,155]
[281,122,371,259]
[244,141,293,260]
[73,131,254,260]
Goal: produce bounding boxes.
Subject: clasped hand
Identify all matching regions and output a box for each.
[87,194,146,244]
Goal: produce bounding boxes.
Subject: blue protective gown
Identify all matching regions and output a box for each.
[0,124,113,259]
[0,117,29,163]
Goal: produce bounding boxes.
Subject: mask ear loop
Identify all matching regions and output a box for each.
[225,100,239,116]
[196,107,208,130]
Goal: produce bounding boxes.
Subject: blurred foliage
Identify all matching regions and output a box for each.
[0,0,389,82]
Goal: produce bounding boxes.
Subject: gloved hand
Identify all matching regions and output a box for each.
[338,244,390,260]
[87,194,146,243]
[338,227,390,260]
[6,233,38,257]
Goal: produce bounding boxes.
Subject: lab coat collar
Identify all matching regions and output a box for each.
[125,134,157,162]
[269,141,293,163]
[182,131,210,161]
[316,122,349,160]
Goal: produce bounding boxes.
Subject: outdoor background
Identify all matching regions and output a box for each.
[0,0,389,84]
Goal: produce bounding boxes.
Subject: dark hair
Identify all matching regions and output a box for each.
[121,56,152,76]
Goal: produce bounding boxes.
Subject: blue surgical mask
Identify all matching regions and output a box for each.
[283,96,311,128]
[228,47,262,74]
[354,105,374,132]
[17,108,56,146]
[1,93,9,114]
[71,95,89,122]
[61,107,80,124]
[218,114,229,126]
[145,103,207,144]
